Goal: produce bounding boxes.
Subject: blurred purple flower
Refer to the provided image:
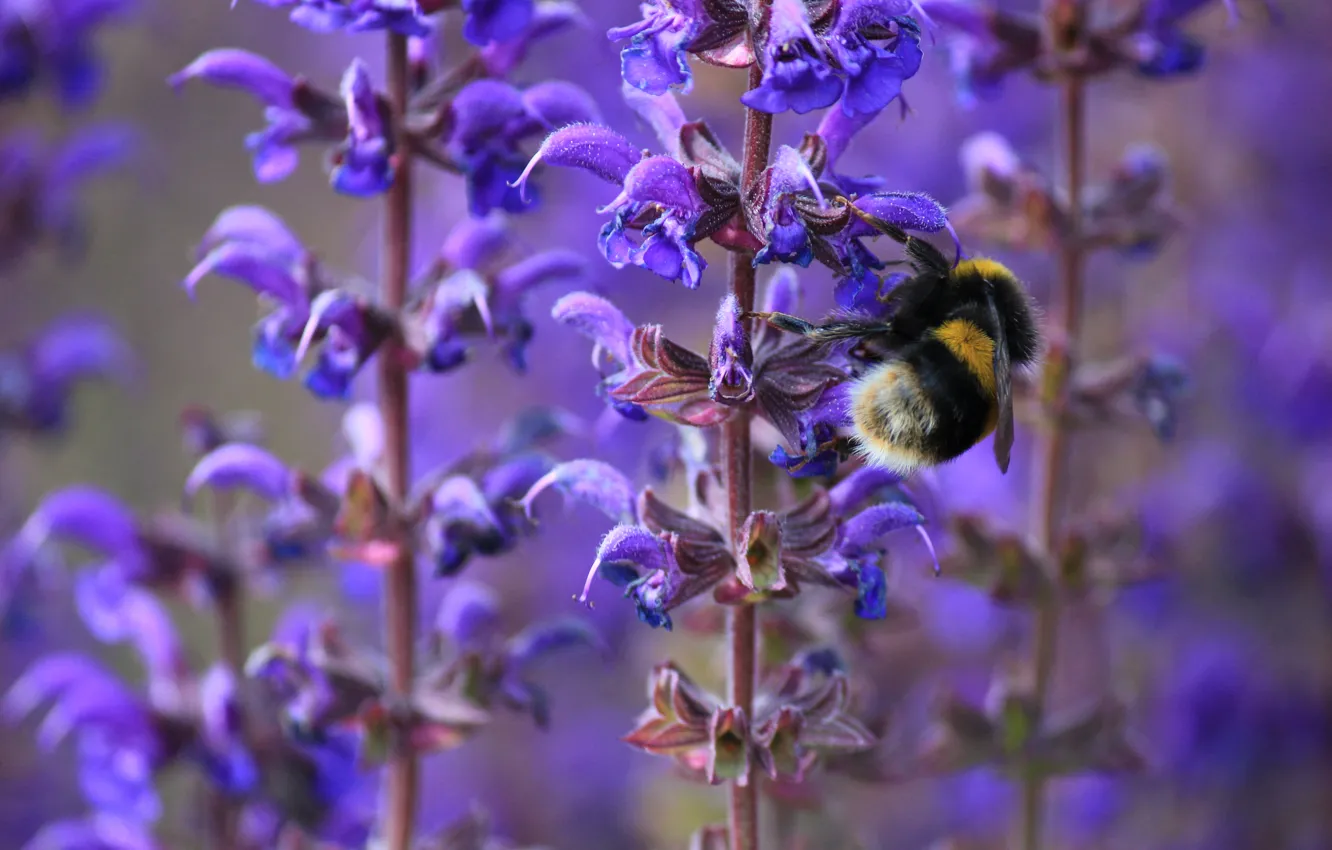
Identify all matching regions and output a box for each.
[0,0,131,108]
[243,0,435,36]
[19,814,160,850]
[461,0,533,44]
[479,0,586,75]
[169,50,354,187]
[329,60,394,196]
[446,78,600,216]
[410,214,588,373]
[1,125,134,267]
[0,312,134,434]
[183,205,398,398]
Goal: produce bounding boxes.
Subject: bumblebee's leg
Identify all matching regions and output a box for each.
[746,311,818,336]
[747,312,891,345]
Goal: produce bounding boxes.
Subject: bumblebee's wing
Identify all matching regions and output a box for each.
[986,294,1014,474]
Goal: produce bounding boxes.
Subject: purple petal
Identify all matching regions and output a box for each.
[440,213,510,271]
[518,459,636,524]
[839,502,924,554]
[197,205,305,263]
[183,242,306,306]
[609,155,702,214]
[578,523,673,604]
[47,124,136,187]
[828,467,904,515]
[22,814,159,850]
[621,82,686,158]
[185,443,294,506]
[341,59,384,141]
[760,267,802,316]
[960,131,1020,188]
[168,48,296,109]
[15,486,139,561]
[480,0,587,75]
[506,618,606,667]
[435,581,501,648]
[551,291,635,367]
[431,475,503,530]
[852,191,951,235]
[27,313,135,388]
[451,79,528,148]
[198,664,241,750]
[522,80,602,129]
[494,250,586,303]
[816,107,875,175]
[3,654,113,722]
[512,123,642,200]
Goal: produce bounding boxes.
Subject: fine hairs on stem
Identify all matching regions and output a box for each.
[380,32,420,850]
[1020,26,1088,850]
[725,59,773,850]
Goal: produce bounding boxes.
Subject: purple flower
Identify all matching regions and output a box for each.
[551,291,647,420]
[517,123,709,287]
[826,3,922,118]
[462,0,533,44]
[741,0,841,115]
[0,0,131,108]
[184,205,394,397]
[1131,0,1250,77]
[169,50,349,185]
[1,643,222,823]
[751,144,827,266]
[479,0,586,75]
[709,294,755,405]
[447,78,600,216]
[608,0,708,95]
[244,0,435,37]
[19,814,161,850]
[411,214,587,374]
[1,126,133,267]
[0,312,134,434]
[429,581,605,727]
[329,60,394,197]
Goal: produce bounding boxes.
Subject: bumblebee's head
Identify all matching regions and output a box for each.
[951,258,1041,368]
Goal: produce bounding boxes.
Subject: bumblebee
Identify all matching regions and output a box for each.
[752,221,1041,475]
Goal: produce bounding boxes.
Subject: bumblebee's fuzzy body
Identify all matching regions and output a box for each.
[754,232,1042,474]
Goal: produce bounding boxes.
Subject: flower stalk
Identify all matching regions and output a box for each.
[726,61,774,850]
[380,32,420,850]
[1021,15,1088,850]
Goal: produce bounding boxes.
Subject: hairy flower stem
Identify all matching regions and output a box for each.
[725,61,772,850]
[1020,74,1086,850]
[381,32,419,850]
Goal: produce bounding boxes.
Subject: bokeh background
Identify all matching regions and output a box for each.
[3,0,1330,848]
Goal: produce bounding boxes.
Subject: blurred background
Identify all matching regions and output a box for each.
[2,0,1329,848]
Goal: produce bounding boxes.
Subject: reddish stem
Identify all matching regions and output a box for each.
[381,32,419,850]
[1020,73,1086,850]
[725,61,772,850]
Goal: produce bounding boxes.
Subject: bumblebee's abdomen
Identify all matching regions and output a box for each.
[850,341,997,474]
